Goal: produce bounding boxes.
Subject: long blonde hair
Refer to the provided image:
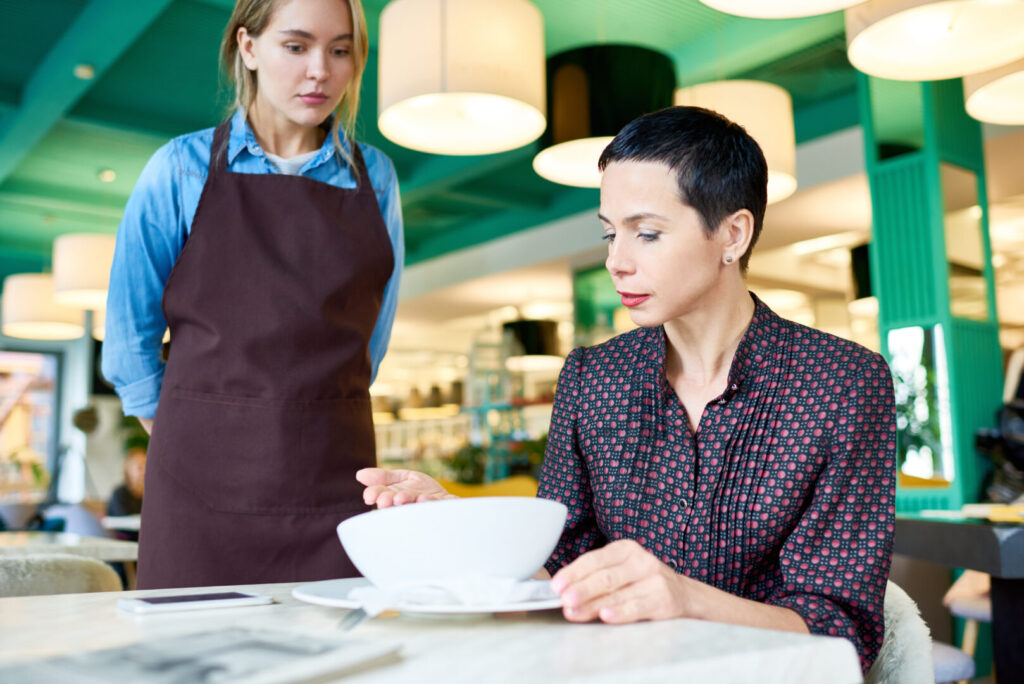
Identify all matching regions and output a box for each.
[219,0,368,175]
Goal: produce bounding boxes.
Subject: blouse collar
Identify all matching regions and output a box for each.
[644,292,778,401]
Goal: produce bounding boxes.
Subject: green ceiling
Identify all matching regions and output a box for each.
[0,0,861,284]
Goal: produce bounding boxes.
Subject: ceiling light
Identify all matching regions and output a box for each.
[846,0,1024,81]
[52,233,117,310]
[675,80,797,204]
[700,0,866,18]
[377,0,546,155]
[73,64,95,80]
[2,273,85,340]
[533,45,676,187]
[503,319,563,372]
[965,57,1024,125]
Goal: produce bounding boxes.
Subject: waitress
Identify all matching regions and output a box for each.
[102,0,402,589]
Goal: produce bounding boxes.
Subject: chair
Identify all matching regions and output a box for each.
[865,581,975,684]
[947,595,991,684]
[0,553,122,597]
[41,503,111,538]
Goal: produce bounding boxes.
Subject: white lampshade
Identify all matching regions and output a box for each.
[2,273,85,340]
[377,0,545,155]
[700,0,865,18]
[52,233,116,309]
[675,80,798,204]
[533,137,615,188]
[965,58,1024,125]
[846,0,1024,81]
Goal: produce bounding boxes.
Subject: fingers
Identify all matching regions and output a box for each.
[356,468,413,487]
[551,539,640,593]
[551,540,666,623]
[590,575,676,624]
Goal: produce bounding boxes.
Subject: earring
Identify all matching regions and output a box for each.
[723,254,734,265]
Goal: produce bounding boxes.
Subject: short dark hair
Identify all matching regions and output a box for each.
[598,106,768,271]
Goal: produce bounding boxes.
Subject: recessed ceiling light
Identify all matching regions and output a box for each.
[97,169,116,183]
[73,64,95,80]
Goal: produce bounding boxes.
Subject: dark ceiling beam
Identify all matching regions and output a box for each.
[0,0,174,184]
[436,190,547,212]
[672,13,844,87]
[407,187,598,265]
[0,179,126,220]
[400,146,537,206]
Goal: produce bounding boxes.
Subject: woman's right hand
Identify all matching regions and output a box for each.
[355,468,456,508]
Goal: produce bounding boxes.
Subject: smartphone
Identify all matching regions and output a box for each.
[117,591,274,614]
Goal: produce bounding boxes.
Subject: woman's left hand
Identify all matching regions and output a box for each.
[550,539,695,624]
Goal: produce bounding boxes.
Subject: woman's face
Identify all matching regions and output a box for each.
[599,160,733,328]
[125,449,147,497]
[240,0,355,130]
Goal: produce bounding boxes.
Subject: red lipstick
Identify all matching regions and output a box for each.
[618,292,650,307]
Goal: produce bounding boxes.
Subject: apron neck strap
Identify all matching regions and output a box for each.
[211,118,233,175]
[348,138,371,194]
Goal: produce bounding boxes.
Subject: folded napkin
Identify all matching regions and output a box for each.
[348,577,559,616]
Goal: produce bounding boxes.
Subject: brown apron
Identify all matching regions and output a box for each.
[137,119,393,589]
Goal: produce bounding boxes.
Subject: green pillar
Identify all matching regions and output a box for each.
[858,73,1004,512]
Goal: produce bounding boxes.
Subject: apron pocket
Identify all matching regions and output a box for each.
[149,389,374,514]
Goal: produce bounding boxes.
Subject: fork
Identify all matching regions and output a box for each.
[337,607,370,631]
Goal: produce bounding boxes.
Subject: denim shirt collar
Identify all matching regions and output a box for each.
[225,109,343,172]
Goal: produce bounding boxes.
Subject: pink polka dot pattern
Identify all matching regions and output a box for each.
[537,295,896,673]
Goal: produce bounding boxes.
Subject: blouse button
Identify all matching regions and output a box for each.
[680,498,689,510]
[667,559,680,571]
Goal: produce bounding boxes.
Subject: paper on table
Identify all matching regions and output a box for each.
[0,626,399,684]
[348,578,559,616]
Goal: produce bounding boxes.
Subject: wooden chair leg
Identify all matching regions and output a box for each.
[956,618,979,684]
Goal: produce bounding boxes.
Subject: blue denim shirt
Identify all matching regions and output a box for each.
[103,109,404,418]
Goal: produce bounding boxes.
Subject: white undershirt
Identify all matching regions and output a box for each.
[264,149,320,176]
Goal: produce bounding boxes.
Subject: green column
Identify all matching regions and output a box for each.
[858,73,1003,512]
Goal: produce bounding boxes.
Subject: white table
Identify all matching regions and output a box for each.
[0,531,138,588]
[0,532,138,562]
[100,515,141,532]
[0,582,864,683]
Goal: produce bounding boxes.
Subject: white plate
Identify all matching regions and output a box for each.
[291,578,563,614]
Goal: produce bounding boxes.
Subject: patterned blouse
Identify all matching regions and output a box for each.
[537,295,896,672]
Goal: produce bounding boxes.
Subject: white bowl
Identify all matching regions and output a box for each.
[337,497,567,589]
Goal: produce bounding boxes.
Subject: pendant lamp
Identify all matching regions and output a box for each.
[846,0,1024,82]
[965,57,1024,125]
[848,243,879,317]
[699,0,865,18]
[532,45,676,188]
[2,273,85,340]
[377,0,546,155]
[503,319,563,372]
[674,80,797,204]
[53,233,116,309]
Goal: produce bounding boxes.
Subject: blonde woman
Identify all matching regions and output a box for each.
[103,0,403,589]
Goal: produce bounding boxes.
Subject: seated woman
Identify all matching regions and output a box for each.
[358,106,895,675]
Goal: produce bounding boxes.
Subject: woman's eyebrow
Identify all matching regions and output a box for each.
[597,211,669,224]
[277,29,353,41]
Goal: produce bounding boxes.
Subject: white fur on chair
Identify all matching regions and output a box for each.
[0,553,122,597]
[865,581,935,684]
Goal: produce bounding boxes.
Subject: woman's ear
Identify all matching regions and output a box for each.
[721,209,754,264]
[237,27,258,71]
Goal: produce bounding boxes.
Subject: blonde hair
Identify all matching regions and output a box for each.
[220,0,368,175]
